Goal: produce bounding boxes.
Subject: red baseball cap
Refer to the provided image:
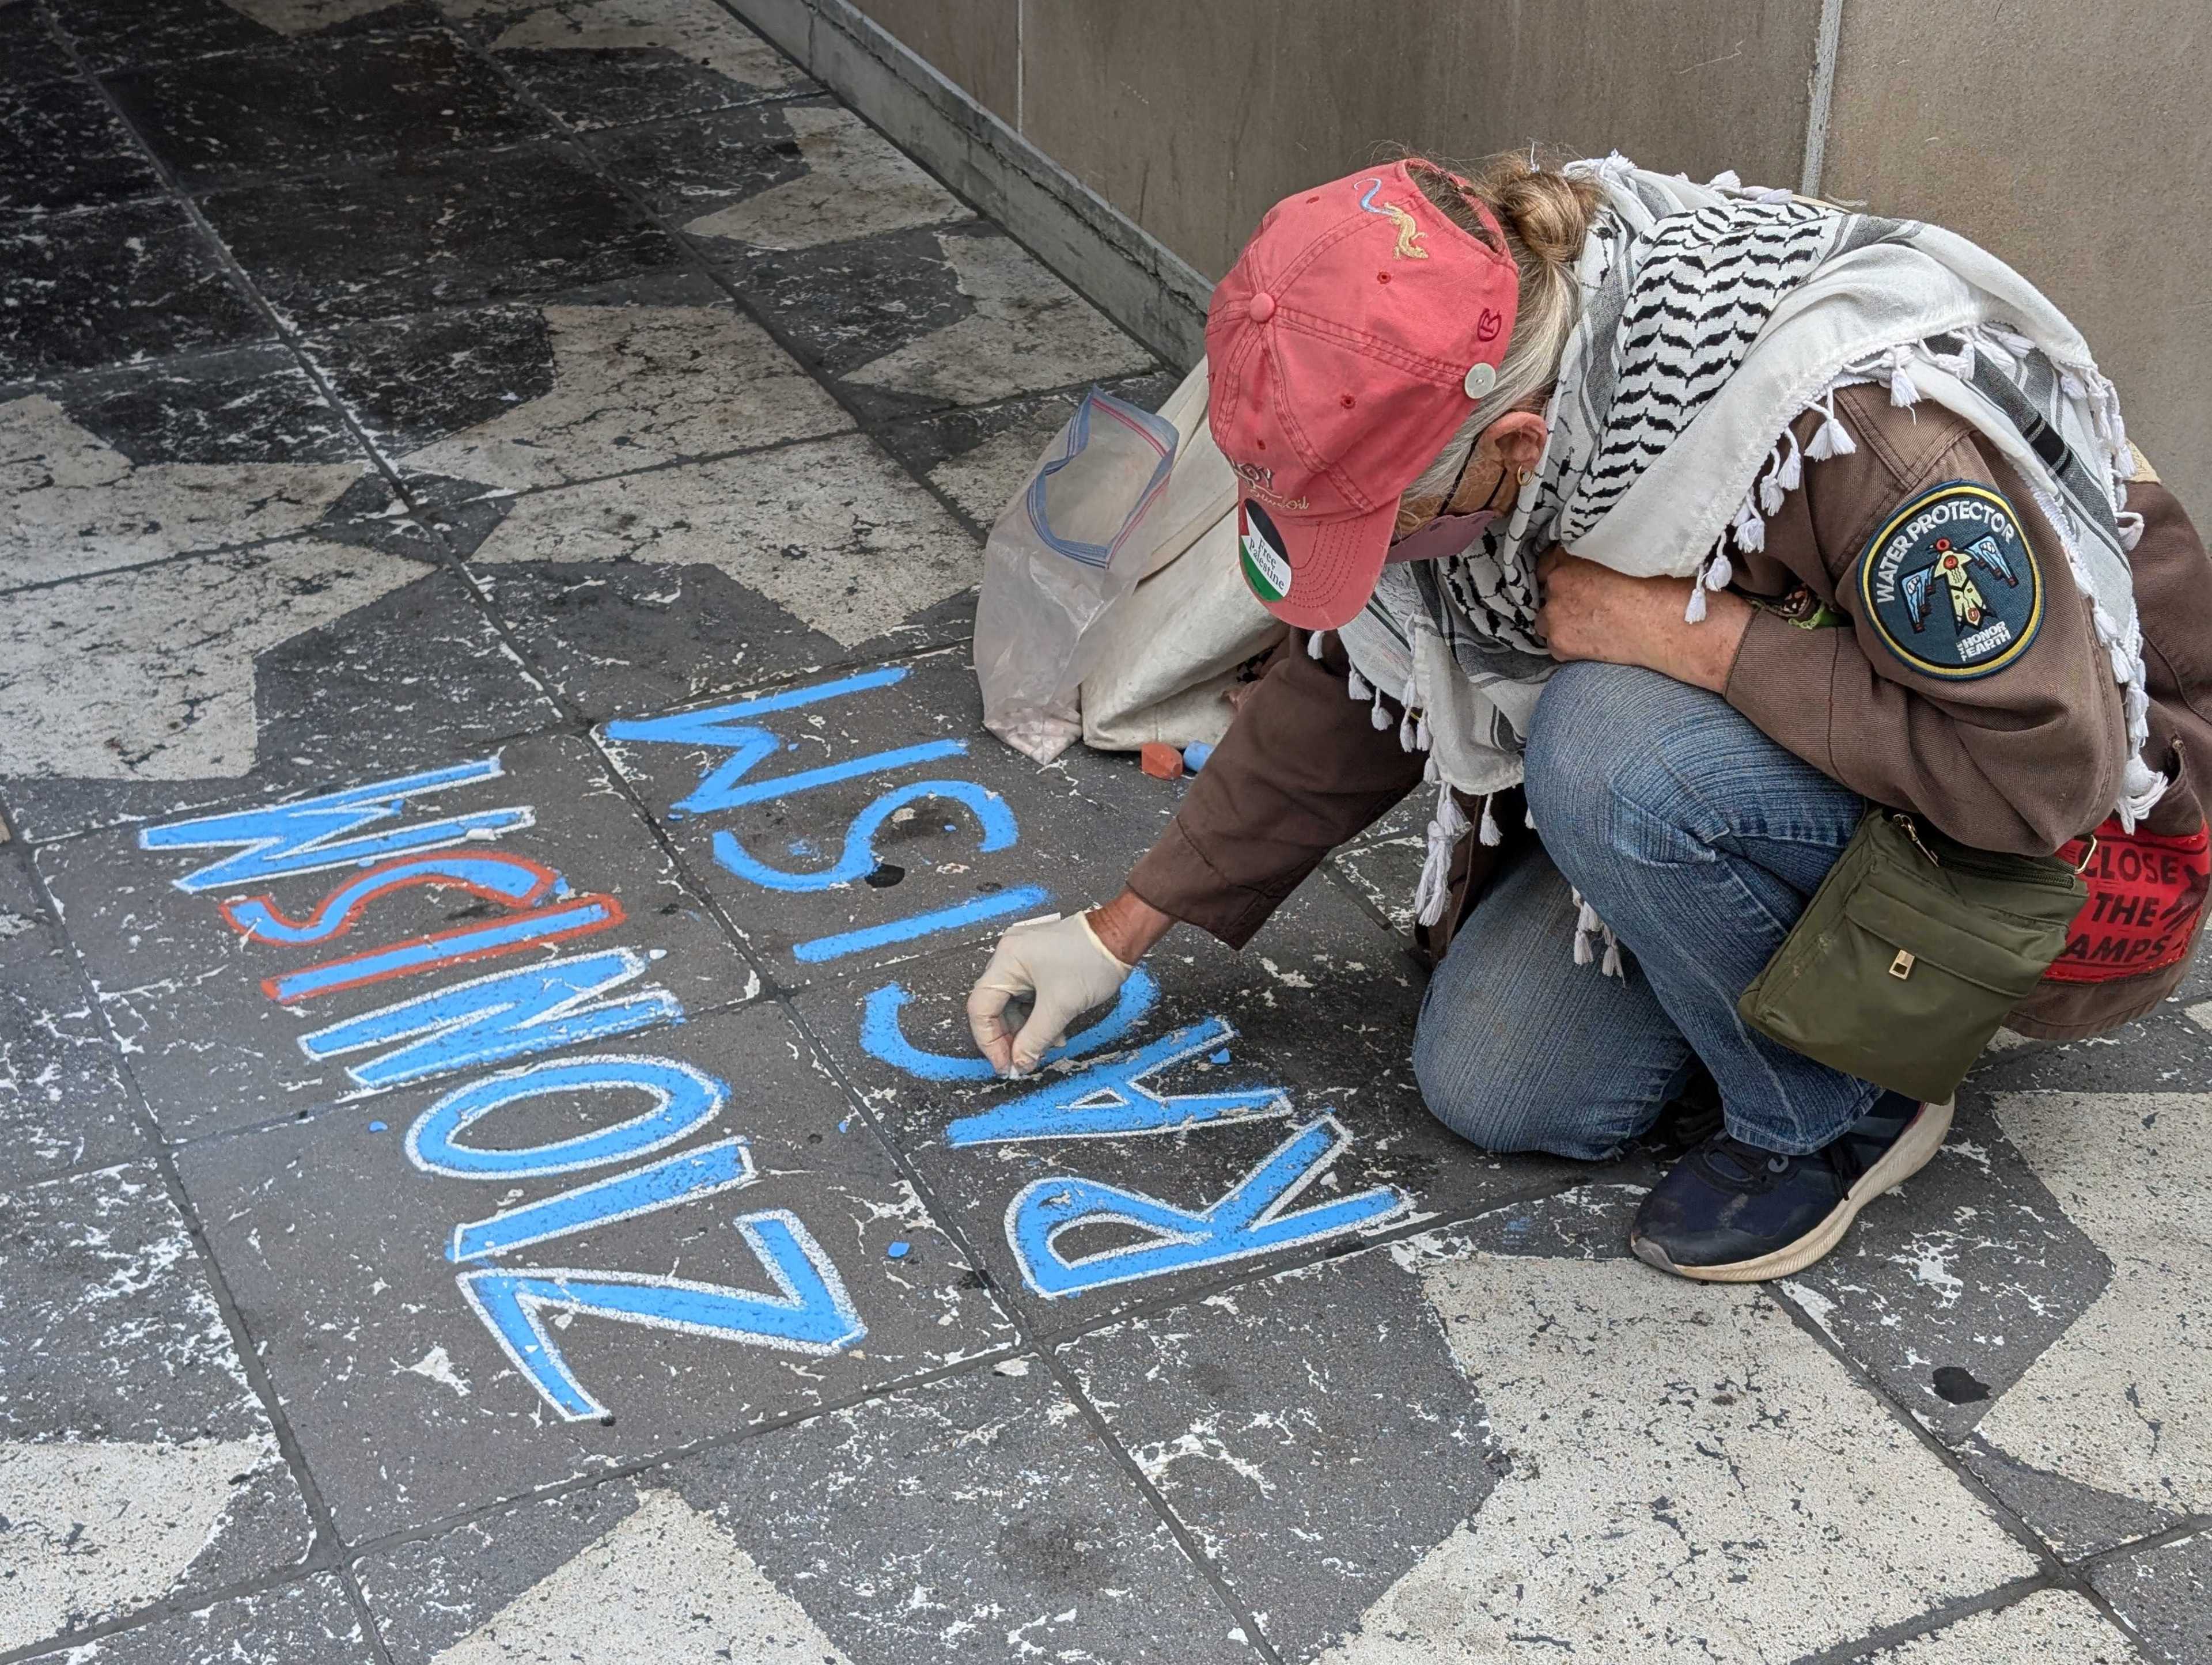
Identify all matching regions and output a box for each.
[1207,160,1520,630]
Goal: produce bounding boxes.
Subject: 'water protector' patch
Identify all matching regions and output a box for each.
[1857,480,2042,680]
[1238,499,1294,604]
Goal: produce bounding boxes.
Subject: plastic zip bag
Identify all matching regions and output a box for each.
[973,386,1179,763]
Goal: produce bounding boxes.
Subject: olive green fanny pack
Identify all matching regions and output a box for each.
[1738,810,2086,1103]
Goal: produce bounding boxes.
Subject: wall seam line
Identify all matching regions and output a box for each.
[1801,0,1847,196]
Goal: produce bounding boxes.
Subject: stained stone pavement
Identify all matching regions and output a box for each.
[1,3,2207,1663]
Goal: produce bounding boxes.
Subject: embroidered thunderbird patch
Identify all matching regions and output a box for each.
[1857,480,2043,679]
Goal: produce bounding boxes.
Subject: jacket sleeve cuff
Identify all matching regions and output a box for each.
[1126,817,1294,950]
[1722,607,1840,777]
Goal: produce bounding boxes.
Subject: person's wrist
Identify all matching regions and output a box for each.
[1085,889,1172,966]
[1685,590,1754,692]
[1637,582,1751,691]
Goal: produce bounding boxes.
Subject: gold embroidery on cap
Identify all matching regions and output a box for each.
[1356,177,1428,261]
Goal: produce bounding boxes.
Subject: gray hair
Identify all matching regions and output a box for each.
[1399,157,1596,513]
[1402,267,1580,509]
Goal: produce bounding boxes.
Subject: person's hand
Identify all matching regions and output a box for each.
[966,912,1138,1077]
[1534,547,1752,693]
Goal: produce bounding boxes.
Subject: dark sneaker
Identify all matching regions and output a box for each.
[1629,1095,1953,1281]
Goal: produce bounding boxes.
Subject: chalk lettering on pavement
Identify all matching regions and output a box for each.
[448,1140,756,1263]
[297,947,682,1092]
[1005,1116,1408,1298]
[406,1055,728,1178]
[944,1018,1287,1148]
[459,1212,865,1422]
[143,758,533,892]
[857,968,1161,1082]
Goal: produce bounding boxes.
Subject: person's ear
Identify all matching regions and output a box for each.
[1488,411,1548,479]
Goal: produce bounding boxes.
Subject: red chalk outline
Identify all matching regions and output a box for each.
[260,893,628,1004]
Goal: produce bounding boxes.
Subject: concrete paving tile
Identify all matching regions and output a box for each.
[472,560,877,723]
[14,1574,374,1665]
[0,0,80,84]
[105,28,548,191]
[1060,1189,2043,1663]
[308,280,850,487]
[2,346,375,590]
[358,1363,1252,1663]
[2093,1533,2212,1665]
[50,0,438,71]
[874,370,1183,528]
[1958,1091,2212,1556]
[590,98,966,256]
[0,201,270,381]
[1055,1243,1498,1659]
[466,431,980,649]
[2,542,422,784]
[1327,1210,2033,1663]
[0,552,560,841]
[1965,989,2212,1098]
[43,727,752,1141]
[0,843,143,1188]
[2181,947,2212,1004]
[362,1485,859,1663]
[0,71,168,213]
[173,1000,1014,1541]
[1771,1087,2113,1444]
[1329,835,1427,936]
[1863,1589,2153,1663]
[599,650,1177,988]
[475,0,814,130]
[719,221,1156,423]
[0,1162,314,1653]
[833,226,1156,416]
[201,143,685,332]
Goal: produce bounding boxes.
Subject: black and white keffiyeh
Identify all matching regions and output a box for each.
[1331,157,2159,934]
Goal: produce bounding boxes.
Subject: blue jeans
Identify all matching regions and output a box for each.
[1411,661,1882,1159]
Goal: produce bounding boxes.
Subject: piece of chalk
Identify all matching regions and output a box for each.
[1139,742,1185,781]
[1182,741,1214,772]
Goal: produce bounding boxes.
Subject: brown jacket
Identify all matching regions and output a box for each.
[1130,389,2212,1039]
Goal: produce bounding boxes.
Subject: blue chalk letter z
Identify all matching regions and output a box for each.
[458,1209,866,1421]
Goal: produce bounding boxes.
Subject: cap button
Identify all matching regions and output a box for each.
[1464,361,1498,398]
[1247,291,1277,324]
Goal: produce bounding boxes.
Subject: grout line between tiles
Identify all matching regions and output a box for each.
[1790,1573,2082,1665]
[1762,1276,2121,1631]
[0,1560,353,1665]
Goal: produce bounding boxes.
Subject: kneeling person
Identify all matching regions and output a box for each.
[966,153,2212,1281]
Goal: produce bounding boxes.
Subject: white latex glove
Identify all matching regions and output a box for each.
[966,911,1135,1076]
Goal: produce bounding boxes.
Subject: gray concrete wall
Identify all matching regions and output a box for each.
[1822,0,2210,511]
[1015,0,1819,283]
[848,0,1018,123]
[820,0,2209,513]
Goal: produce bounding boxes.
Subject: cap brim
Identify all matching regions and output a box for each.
[1249,499,1397,631]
